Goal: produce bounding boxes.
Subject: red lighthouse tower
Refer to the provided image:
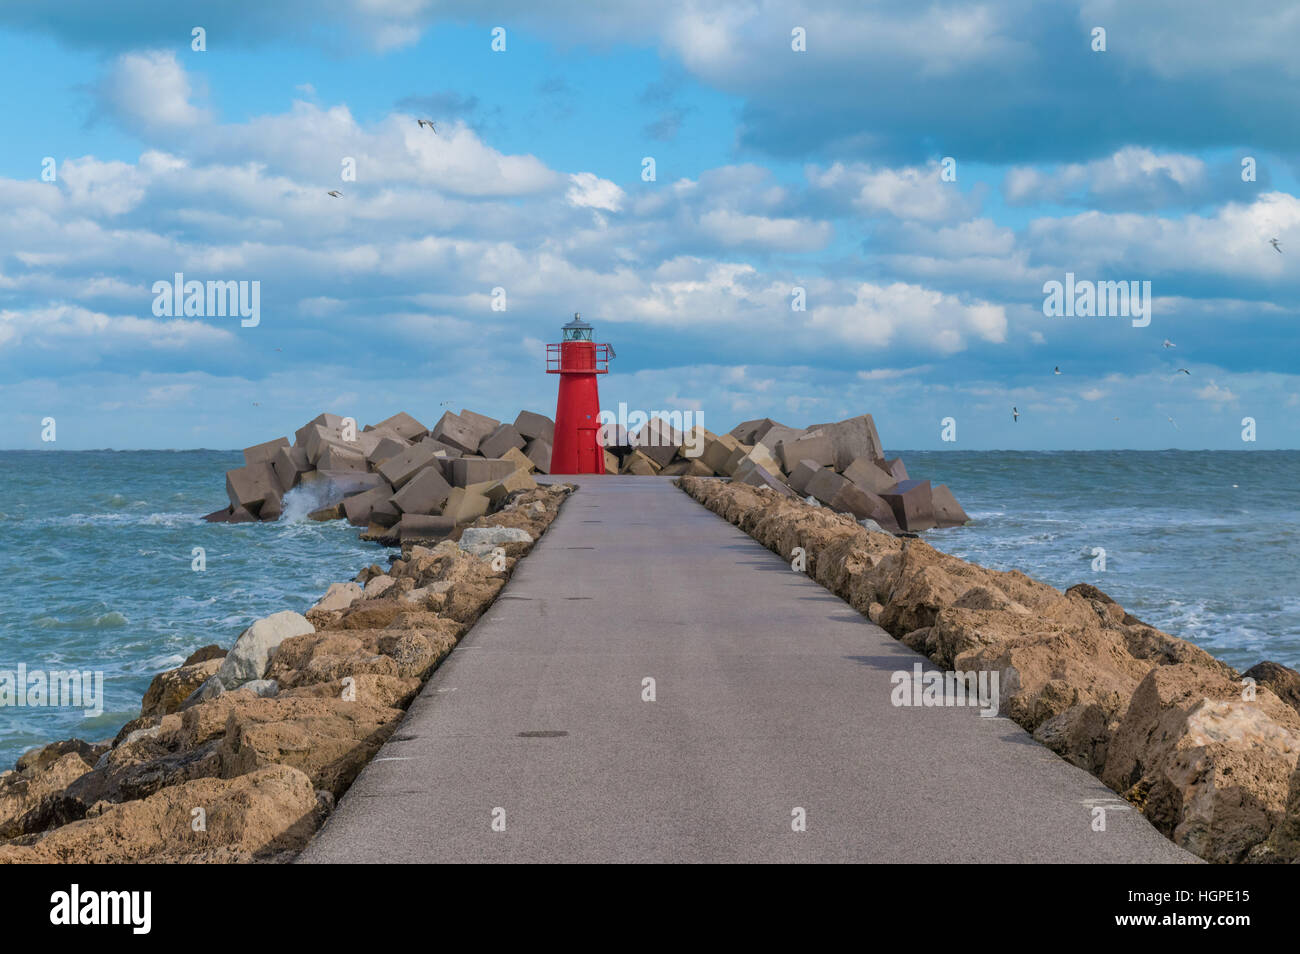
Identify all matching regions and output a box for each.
[547,313,613,474]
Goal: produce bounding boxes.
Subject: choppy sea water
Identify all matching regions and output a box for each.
[0,450,393,768]
[901,450,1300,676]
[0,449,1295,767]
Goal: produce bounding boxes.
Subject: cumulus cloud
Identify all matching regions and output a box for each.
[96,50,209,133]
[1004,147,1210,209]
[566,172,624,212]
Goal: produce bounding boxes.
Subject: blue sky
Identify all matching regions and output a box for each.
[1,0,1297,450]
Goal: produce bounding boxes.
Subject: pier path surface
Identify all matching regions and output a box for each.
[299,475,1193,864]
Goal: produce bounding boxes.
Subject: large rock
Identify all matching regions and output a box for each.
[365,435,409,467]
[635,418,685,468]
[271,444,310,493]
[217,696,404,798]
[881,479,937,531]
[316,444,367,473]
[0,764,320,863]
[734,459,795,496]
[805,468,850,507]
[485,470,538,505]
[700,434,742,474]
[243,437,290,466]
[931,484,970,527]
[842,456,898,495]
[398,513,456,542]
[311,582,362,613]
[141,658,223,718]
[479,423,526,459]
[0,751,95,838]
[449,457,517,487]
[302,422,353,465]
[365,411,426,442]
[342,482,397,526]
[225,462,278,516]
[805,415,884,471]
[728,418,778,445]
[514,410,555,444]
[459,526,534,559]
[525,437,553,474]
[1244,661,1300,716]
[294,412,345,447]
[442,487,491,524]
[430,412,481,454]
[756,424,807,454]
[390,466,453,514]
[1103,663,1300,863]
[829,482,899,529]
[787,460,824,496]
[214,611,315,689]
[377,441,442,489]
[777,434,833,472]
[622,449,661,475]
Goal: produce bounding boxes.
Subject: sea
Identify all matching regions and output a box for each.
[0,448,1296,767]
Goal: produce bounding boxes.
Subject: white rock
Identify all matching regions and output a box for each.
[216,610,314,687]
[363,575,396,599]
[239,679,280,698]
[459,527,533,549]
[312,581,362,613]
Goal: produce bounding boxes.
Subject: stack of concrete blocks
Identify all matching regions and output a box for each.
[206,408,557,543]
[617,413,968,532]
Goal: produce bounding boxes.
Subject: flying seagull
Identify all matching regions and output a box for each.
[1176,368,1191,375]
[1168,416,1180,430]
[1162,339,1176,348]
[1012,406,1020,422]
[1053,366,1061,375]
[327,190,342,198]
[1271,238,1282,253]
[417,119,437,132]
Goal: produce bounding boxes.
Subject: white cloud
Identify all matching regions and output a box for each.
[97,50,209,132]
[566,172,624,212]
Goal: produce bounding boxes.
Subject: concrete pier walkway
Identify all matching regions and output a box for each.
[299,476,1193,863]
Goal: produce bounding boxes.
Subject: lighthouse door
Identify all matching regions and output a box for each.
[578,427,600,474]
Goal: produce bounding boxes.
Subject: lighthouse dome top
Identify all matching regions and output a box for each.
[561,312,594,341]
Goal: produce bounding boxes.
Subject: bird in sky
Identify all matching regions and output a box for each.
[1113,416,1120,422]
[1176,368,1191,375]
[1053,366,1061,375]
[1012,406,1020,422]
[1168,416,1180,430]
[1162,339,1176,348]
[1270,238,1282,253]
[418,119,437,132]
[327,190,342,198]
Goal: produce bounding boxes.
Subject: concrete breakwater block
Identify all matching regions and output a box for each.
[206,406,968,535]
[514,410,555,444]
[449,457,517,487]
[881,479,937,532]
[391,466,453,514]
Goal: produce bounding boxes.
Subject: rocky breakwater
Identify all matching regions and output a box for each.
[678,476,1300,864]
[207,407,559,544]
[0,484,572,863]
[612,413,969,532]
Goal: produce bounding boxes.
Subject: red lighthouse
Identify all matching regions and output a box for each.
[547,313,613,474]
